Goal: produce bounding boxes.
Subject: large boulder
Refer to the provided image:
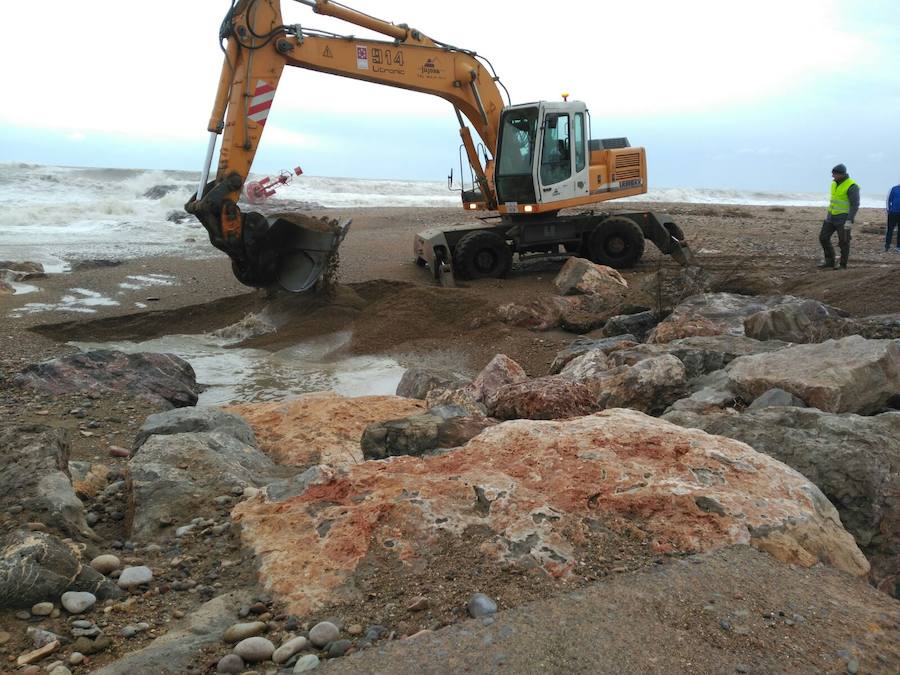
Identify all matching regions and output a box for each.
[486,376,598,420]
[227,392,425,468]
[557,295,625,334]
[647,294,804,344]
[549,334,638,374]
[15,350,200,409]
[0,530,120,609]
[600,310,659,342]
[559,349,611,380]
[586,355,688,415]
[0,260,44,275]
[128,429,283,541]
[553,258,628,297]
[426,354,527,416]
[497,297,566,331]
[743,299,848,343]
[395,367,469,400]
[725,336,900,414]
[361,406,496,460]
[0,425,91,539]
[607,335,790,379]
[232,409,867,615]
[664,407,900,596]
[133,407,257,452]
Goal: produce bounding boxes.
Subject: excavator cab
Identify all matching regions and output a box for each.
[495,101,595,213]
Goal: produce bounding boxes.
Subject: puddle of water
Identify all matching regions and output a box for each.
[10,287,120,316]
[9,282,39,295]
[72,330,405,405]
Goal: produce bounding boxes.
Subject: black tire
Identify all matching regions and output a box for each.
[588,216,645,268]
[453,230,513,279]
[563,241,583,254]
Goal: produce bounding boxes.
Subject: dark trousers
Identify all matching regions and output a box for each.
[887,213,900,249]
[820,216,851,266]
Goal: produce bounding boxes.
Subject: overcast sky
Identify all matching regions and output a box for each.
[1,0,898,194]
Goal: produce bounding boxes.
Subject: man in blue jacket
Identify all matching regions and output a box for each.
[887,181,900,251]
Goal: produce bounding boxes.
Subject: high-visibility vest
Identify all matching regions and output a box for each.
[829,178,857,216]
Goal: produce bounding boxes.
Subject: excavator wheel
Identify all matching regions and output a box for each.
[588,216,645,268]
[453,230,512,279]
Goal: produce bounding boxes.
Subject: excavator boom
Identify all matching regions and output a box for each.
[186,0,505,290]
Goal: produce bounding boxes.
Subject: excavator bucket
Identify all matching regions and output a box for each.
[268,214,352,292]
[187,184,350,292]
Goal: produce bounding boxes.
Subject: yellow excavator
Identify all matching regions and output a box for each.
[187,0,694,291]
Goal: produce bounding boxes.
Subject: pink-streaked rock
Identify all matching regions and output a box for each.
[497,297,566,331]
[232,409,868,615]
[426,354,527,415]
[553,257,628,297]
[227,393,425,468]
[486,375,598,420]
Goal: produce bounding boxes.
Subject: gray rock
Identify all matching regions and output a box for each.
[396,367,470,400]
[273,636,309,664]
[30,602,54,616]
[560,349,610,379]
[293,654,321,672]
[133,407,258,452]
[601,310,659,342]
[121,622,149,638]
[117,565,153,589]
[223,621,267,643]
[216,653,245,674]
[549,334,638,374]
[648,293,807,343]
[726,336,900,414]
[361,409,495,460]
[327,639,352,658]
[0,530,120,609]
[747,388,807,410]
[663,407,900,597]
[852,313,900,340]
[128,430,283,540]
[233,635,275,662]
[26,626,61,648]
[309,621,340,647]
[665,370,739,414]
[90,591,252,675]
[0,425,92,539]
[588,355,689,416]
[467,593,497,618]
[14,350,200,409]
[743,299,848,343]
[607,335,790,380]
[61,591,96,614]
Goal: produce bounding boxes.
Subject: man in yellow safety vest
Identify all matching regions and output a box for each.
[819,163,860,269]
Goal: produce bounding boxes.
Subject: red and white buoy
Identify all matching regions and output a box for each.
[244,166,303,204]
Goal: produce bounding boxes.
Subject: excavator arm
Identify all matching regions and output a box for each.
[186,0,506,289]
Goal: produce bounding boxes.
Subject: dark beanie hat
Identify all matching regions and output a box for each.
[832,163,847,174]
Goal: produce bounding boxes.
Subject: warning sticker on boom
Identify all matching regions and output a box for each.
[356,46,368,69]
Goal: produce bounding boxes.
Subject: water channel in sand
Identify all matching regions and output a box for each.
[72,329,405,405]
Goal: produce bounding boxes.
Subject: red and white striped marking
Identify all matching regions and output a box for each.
[248,80,275,126]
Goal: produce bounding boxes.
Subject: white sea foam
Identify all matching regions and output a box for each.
[0,162,885,264]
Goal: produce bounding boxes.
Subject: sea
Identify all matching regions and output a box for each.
[0,162,884,269]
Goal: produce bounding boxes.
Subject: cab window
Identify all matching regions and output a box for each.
[540,113,571,185]
[574,112,585,172]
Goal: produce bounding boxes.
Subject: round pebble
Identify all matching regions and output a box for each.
[117,565,153,589]
[31,602,54,616]
[216,653,245,674]
[293,654,320,672]
[273,636,309,664]
[68,652,85,666]
[326,639,352,658]
[467,593,497,618]
[233,636,275,663]
[48,667,73,675]
[0,630,10,645]
[61,591,97,614]
[223,621,267,643]
[90,554,121,575]
[309,621,340,647]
